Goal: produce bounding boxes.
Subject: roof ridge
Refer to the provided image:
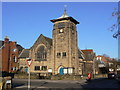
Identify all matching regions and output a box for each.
[41,34,52,40]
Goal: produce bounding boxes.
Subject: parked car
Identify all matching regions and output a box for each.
[117,74,120,83]
[108,73,117,79]
[117,77,120,83]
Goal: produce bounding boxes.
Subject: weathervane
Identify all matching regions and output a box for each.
[59,4,68,19]
[64,5,67,11]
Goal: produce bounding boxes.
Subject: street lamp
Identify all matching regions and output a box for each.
[92,55,96,78]
[113,2,120,62]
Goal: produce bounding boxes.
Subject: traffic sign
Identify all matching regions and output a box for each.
[26,58,32,67]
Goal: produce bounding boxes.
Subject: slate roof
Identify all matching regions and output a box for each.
[0,40,4,48]
[0,40,24,51]
[81,49,95,61]
[16,44,24,52]
[31,34,52,49]
[78,49,85,59]
[19,49,29,58]
[41,34,52,46]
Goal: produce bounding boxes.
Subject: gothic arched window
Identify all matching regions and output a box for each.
[36,45,47,61]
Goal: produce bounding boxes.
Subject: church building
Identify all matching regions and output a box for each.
[19,9,85,76]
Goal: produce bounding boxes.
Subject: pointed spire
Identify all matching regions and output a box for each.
[59,5,69,19]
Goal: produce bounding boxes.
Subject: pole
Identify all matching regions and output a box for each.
[28,66,30,90]
[93,57,95,78]
[118,1,120,62]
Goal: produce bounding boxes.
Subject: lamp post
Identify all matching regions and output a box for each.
[112,1,120,74]
[92,55,96,78]
[113,1,120,62]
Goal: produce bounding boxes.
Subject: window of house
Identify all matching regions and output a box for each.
[36,45,47,61]
[62,52,67,57]
[41,66,47,71]
[34,66,40,70]
[57,52,61,57]
[13,56,17,62]
[12,67,16,71]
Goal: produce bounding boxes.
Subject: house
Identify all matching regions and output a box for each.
[0,36,23,73]
[18,49,29,72]
[96,55,117,73]
[81,49,98,74]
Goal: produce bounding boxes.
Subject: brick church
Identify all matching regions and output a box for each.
[19,10,94,76]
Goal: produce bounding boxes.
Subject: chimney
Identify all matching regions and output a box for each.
[4,36,9,43]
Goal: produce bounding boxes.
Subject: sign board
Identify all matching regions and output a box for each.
[48,69,52,73]
[6,80,11,84]
[26,58,32,67]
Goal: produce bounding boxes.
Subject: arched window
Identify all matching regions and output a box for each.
[36,45,47,61]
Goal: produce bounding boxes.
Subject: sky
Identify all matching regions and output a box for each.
[1,2,119,58]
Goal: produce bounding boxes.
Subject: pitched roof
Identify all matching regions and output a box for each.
[16,44,24,52]
[81,49,93,53]
[19,49,29,58]
[97,55,115,63]
[31,34,52,49]
[41,34,52,46]
[78,49,85,59]
[0,40,23,51]
[81,49,95,61]
[0,40,4,48]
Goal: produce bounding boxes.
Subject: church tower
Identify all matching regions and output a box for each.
[50,9,79,75]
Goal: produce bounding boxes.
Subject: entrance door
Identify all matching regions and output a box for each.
[25,67,28,73]
[59,68,64,75]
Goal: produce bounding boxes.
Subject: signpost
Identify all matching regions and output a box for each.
[26,58,32,90]
[118,1,120,62]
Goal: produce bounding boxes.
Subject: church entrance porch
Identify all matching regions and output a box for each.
[58,66,75,75]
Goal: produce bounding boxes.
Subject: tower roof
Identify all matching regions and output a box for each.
[58,8,69,19]
[50,7,79,24]
[50,17,79,24]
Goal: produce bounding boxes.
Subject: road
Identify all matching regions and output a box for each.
[11,78,120,90]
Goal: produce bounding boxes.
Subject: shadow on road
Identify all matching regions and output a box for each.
[81,78,120,90]
[12,82,25,88]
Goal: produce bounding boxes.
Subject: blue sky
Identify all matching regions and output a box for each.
[2,2,118,58]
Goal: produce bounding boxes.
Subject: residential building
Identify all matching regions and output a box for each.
[18,49,29,72]
[96,55,117,74]
[81,49,98,74]
[0,36,23,72]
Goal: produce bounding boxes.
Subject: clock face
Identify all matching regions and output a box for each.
[59,29,64,33]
